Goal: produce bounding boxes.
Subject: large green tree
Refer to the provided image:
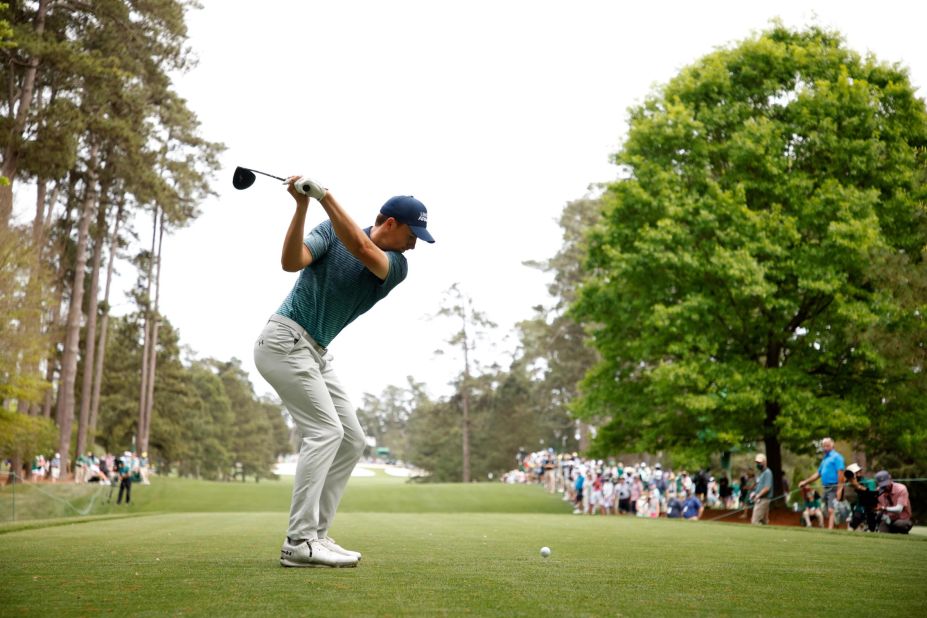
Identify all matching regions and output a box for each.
[573,24,927,496]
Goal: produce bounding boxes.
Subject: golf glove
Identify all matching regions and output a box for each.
[294,176,326,200]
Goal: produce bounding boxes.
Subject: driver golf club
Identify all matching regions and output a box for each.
[232,166,286,190]
[232,166,318,196]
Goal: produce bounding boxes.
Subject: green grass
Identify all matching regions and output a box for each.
[1,473,925,616]
[1,471,572,521]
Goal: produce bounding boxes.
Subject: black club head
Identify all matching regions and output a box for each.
[232,166,257,190]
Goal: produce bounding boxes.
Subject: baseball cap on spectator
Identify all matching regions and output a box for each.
[846,463,861,474]
[874,470,892,489]
[755,453,767,463]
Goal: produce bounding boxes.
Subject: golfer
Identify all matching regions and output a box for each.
[254,176,433,567]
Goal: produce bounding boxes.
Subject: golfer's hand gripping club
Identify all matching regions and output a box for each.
[294,176,326,200]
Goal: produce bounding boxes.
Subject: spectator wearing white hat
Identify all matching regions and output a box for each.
[750,453,773,525]
[843,463,878,531]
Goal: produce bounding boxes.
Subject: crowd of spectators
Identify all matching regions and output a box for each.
[505,439,914,534]
[9,451,151,505]
[23,451,149,485]
[504,449,739,521]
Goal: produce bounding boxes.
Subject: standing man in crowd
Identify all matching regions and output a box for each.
[116,452,132,505]
[750,453,773,525]
[255,176,433,568]
[874,471,913,534]
[799,437,845,529]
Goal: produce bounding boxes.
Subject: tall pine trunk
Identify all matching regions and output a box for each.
[89,200,124,441]
[42,270,69,420]
[56,144,99,474]
[141,215,164,455]
[41,356,55,419]
[42,179,73,419]
[137,205,159,454]
[17,178,49,415]
[76,189,110,456]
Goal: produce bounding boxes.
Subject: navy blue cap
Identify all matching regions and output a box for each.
[875,470,892,489]
[380,196,434,243]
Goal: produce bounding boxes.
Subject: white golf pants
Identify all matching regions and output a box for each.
[254,315,365,541]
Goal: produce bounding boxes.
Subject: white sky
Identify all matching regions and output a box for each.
[17,1,927,405]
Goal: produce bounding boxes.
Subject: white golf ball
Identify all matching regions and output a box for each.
[540,546,551,558]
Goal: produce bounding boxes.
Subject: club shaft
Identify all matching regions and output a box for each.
[246,168,286,182]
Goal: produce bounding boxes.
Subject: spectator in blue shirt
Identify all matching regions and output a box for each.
[682,492,703,520]
[573,469,585,514]
[799,437,845,529]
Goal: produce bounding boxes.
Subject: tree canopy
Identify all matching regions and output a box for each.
[572,24,927,490]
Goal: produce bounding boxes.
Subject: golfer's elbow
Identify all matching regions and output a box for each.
[281,245,312,272]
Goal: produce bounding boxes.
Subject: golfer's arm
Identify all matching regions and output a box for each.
[319,192,389,280]
[281,202,313,272]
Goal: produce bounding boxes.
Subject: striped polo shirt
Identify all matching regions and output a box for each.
[276,220,407,348]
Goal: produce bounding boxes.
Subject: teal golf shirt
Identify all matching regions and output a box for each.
[276,221,407,348]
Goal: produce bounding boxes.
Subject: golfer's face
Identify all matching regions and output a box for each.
[389,222,417,252]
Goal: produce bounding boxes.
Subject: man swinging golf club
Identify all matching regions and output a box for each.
[254,175,434,567]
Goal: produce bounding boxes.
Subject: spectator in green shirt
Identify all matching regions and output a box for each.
[843,463,878,532]
[800,485,824,527]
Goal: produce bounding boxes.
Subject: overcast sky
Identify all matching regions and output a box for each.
[38,1,927,405]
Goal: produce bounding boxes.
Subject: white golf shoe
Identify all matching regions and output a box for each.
[280,538,358,568]
[318,537,362,561]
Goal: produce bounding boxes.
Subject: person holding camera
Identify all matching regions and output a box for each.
[842,463,879,532]
[874,471,913,534]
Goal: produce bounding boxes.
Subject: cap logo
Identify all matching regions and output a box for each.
[418,212,428,223]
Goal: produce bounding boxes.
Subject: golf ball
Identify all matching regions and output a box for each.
[540,546,551,558]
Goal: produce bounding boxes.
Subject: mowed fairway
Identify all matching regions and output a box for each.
[1,470,925,617]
